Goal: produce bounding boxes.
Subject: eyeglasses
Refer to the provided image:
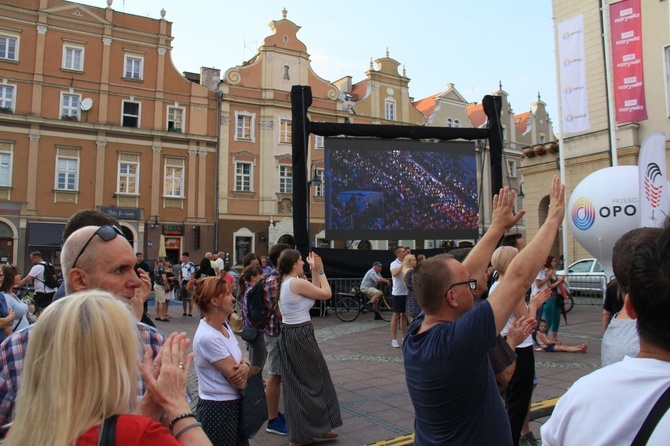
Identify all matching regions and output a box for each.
[72,225,126,269]
[447,278,477,292]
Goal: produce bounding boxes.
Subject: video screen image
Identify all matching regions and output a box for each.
[325,138,479,241]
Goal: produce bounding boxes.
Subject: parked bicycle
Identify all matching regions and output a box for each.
[335,283,393,322]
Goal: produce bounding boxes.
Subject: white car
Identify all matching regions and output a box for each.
[557,258,607,298]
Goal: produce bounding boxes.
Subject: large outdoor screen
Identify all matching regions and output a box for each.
[325,138,479,241]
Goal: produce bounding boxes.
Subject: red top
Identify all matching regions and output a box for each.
[77,414,182,446]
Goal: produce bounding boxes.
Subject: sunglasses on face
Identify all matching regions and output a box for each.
[72,225,126,269]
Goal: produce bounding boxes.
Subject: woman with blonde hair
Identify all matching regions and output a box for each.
[276,250,341,446]
[402,255,420,320]
[188,276,251,446]
[4,290,210,445]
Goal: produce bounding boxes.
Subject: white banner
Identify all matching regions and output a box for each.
[639,132,669,227]
[557,15,590,133]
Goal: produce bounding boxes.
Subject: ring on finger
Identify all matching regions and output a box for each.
[179,362,184,369]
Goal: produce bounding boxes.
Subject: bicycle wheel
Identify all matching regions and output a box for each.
[335,296,361,322]
[376,294,392,322]
[564,296,575,313]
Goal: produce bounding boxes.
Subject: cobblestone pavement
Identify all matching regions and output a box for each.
[152,301,605,445]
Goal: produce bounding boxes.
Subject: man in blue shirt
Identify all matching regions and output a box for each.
[404,178,565,445]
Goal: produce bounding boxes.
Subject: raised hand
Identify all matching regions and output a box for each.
[507,316,537,347]
[490,187,526,232]
[547,176,566,224]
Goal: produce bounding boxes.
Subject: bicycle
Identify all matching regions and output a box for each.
[335,283,392,322]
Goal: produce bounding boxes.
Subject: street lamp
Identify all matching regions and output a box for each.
[306,169,322,250]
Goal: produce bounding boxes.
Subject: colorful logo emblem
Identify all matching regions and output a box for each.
[572,197,596,231]
[565,114,574,123]
[563,59,572,67]
[564,86,573,94]
[562,32,570,40]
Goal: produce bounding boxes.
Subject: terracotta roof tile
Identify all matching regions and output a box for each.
[350,80,368,101]
[515,111,531,134]
[466,103,487,128]
[412,94,439,120]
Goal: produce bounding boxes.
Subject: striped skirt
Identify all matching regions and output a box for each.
[279,321,342,442]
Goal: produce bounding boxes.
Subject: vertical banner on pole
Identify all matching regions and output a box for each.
[639,132,668,227]
[610,0,647,124]
[557,15,590,133]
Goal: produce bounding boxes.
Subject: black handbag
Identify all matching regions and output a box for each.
[240,367,268,439]
[240,326,259,342]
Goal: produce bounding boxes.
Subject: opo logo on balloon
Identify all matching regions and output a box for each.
[571,197,596,231]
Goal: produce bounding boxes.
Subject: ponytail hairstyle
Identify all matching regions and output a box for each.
[275,249,302,304]
[243,264,263,284]
[187,276,230,314]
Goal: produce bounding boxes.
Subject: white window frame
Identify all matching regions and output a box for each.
[233,227,255,266]
[163,157,185,198]
[279,118,291,144]
[121,100,141,128]
[315,135,324,149]
[234,161,253,192]
[62,44,84,71]
[234,111,255,142]
[385,98,396,121]
[279,165,292,194]
[0,33,18,62]
[55,155,79,191]
[446,118,453,127]
[315,167,325,197]
[506,159,517,178]
[539,134,546,144]
[0,151,13,188]
[167,105,185,133]
[117,155,140,195]
[0,83,16,112]
[454,119,461,128]
[124,54,143,80]
[60,91,81,120]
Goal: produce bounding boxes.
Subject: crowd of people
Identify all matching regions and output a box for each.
[0,175,667,445]
[328,149,479,231]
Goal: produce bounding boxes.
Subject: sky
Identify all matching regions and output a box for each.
[75,0,558,126]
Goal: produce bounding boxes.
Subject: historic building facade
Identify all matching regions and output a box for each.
[0,0,218,271]
[521,1,670,264]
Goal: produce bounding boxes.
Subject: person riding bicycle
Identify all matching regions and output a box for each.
[360,262,390,320]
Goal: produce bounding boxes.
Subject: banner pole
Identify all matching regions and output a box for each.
[601,0,618,166]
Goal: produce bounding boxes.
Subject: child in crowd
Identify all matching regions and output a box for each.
[535,320,587,353]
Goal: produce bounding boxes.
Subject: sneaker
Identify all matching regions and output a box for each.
[391,339,400,348]
[187,313,193,318]
[266,416,288,436]
[182,313,187,318]
[278,412,286,423]
[520,432,539,446]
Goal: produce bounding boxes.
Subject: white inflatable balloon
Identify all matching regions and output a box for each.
[568,166,641,280]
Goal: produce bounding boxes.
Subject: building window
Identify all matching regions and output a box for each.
[279,118,291,143]
[56,156,79,191]
[540,134,546,144]
[385,98,396,121]
[0,84,15,112]
[0,34,18,61]
[60,92,80,120]
[315,135,324,149]
[0,152,12,187]
[233,228,255,265]
[235,161,252,192]
[164,157,184,197]
[117,154,140,194]
[315,168,324,197]
[167,106,184,132]
[454,119,461,128]
[446,118,453,127]
[507,159,517,178]
[62,45,84,71]
[235,112,255,141]
[124,55,143,80]
[122,101,140,128]
[279,165,292,194]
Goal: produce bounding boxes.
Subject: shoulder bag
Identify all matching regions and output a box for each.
[240,366,268,439]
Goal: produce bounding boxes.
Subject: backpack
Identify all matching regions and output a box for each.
[246,271,278,330]
[40,262,60,289]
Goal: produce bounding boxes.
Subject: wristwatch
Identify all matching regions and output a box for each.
[318,270,325,275]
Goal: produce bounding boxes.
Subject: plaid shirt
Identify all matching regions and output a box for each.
[473,296,517,385]
[0,322,165,433]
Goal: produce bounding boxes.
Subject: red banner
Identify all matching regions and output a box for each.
[610,0,647,123]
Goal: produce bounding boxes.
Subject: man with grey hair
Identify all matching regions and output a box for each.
[215,251,225,277]
[0,225,162,437]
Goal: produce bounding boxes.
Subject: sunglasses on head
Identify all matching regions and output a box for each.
[72,225,126,269]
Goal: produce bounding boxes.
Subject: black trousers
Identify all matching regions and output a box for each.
[505,345,534,446]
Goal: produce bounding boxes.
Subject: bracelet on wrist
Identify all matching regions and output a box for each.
[168,413,196,431]
[174,421,202,439]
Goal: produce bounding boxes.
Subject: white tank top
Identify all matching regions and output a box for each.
[279,277,314,325]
